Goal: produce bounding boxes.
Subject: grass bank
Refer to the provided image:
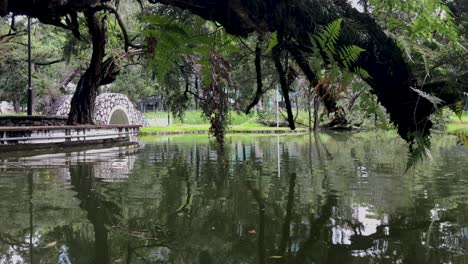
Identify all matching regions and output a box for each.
[141,111,303,134]
[447,114,468,132]
[140,121,299,134]
[141,111,468,135]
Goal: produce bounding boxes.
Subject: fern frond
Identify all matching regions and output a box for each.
[410,87,444,107]
[338,45,365,69]
[354,67,371,79]
[311,18,342,62]
[406,133,432,171]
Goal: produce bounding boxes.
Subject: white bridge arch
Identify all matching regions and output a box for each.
[49,93,145,126]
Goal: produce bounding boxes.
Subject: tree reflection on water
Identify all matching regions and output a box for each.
[0,133,466,263]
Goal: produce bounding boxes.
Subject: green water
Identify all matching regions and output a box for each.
[0,132,467,263]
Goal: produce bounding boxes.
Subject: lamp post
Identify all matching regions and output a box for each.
[27,17,33,116]
[276,85,279,128]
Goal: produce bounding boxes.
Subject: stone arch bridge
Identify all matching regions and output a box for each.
[48,93,145,126]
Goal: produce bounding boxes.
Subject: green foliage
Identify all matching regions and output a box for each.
[106,65,157,102]
[309,18,368,78]
[430,107,454,131]
[352,86,392,129]
[141,12,239,121]
[0,20,77,112]
[306,18,378,128]
[310,18,342,64]
[266,32,278,53]
[141,14,193,82]
[338,45,365,70]
[371,0,459,44]
[406,132,433,170]
[368,0,464,84]
[454,101,465,118]
[142,9,245,143]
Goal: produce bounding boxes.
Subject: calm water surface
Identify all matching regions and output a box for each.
[0,132,467,264]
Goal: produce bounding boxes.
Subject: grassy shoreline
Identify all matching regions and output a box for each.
[142,111,467,135]
[141,111,306,134]
[447,114,468,133]
[140,122,305,135]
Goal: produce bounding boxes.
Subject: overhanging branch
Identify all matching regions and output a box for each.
[92,5,143,52]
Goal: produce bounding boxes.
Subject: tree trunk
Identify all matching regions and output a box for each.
[194,75,199,110]
[313,96,320,131]
[272,45,295,130]
[13,99,20,113]
[308,99,312,132]
[67,11,105,125]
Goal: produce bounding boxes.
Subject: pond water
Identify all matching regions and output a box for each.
[0,132,466,264]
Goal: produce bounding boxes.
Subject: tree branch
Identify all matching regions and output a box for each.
[92,5,142,52]
[34,58,64,66]
[0,32,16,42]
[37,16,71,31]
[0,30,26,42]
[60,67,84,92]
[184,84,203,100]
[245,38,264,114]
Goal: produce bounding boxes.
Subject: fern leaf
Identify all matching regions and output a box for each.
[354,67,371,79]
[311,18,342,62]
[410,87,444,107]
[338,45,364,69]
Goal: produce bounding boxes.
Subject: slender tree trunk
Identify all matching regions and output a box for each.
[67,10,105,125]
[307,85,313,131]
[272,45,295,130]
[313,96,320,131]
[194,75,199,110]
[308,101,312,132]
